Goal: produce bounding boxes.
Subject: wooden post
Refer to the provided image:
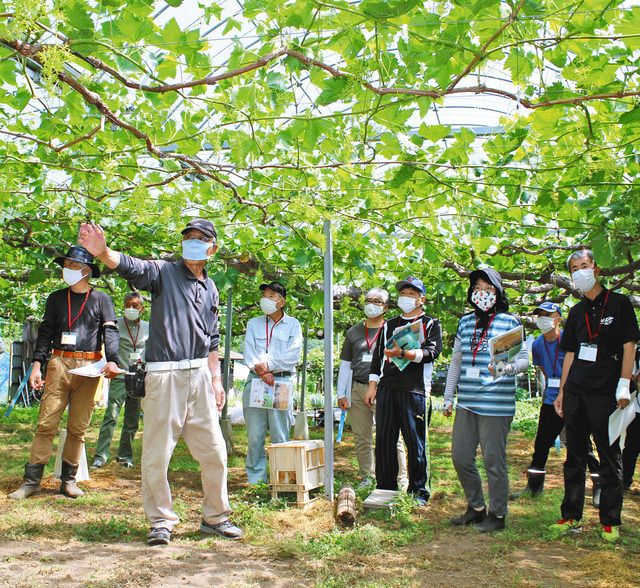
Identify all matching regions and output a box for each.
[335,486,356,527]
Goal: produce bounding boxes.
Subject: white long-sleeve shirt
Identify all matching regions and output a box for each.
[243,313,303,374]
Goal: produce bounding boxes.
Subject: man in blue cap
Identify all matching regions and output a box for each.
[511,301,600,500]
[365,277,442,505]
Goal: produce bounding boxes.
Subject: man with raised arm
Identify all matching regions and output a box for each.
[79,220,243,546]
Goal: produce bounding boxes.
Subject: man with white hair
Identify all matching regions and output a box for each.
[550,249,639,542]
[337,288,407,488]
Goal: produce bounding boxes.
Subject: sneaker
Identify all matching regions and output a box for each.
[450,505,486,526]
[91,457,106,469]
[117,458,134,468]
[601,525,620,543]
[414,495,429,507]
[477,512,505,534]
[357,477,374,490]
[200,519,244,540]
[147,527,171,546]
[549,518,581,534]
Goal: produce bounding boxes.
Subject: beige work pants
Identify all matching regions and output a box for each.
[141,365,230,531]
[350,381,407,482]
[29,356,99,466]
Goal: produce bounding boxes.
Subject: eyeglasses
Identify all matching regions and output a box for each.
[365,298,386,305]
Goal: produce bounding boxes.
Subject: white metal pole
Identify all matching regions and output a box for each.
[323,220,334,501]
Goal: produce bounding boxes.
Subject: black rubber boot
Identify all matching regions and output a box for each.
[450,505,486,526]
[477,512,506,533]
[510,471,545,500]
[8,464,45,500]
[60,461,84,498]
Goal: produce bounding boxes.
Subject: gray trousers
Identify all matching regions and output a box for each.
[451,407,513,517]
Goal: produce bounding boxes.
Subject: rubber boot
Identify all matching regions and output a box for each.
[591,474,601,509]
[510,471,545,500]
[8,464,45,500]
[60,461,84,498]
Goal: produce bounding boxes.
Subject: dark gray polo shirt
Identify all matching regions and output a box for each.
[340,322,384,384]
[115,255,220,362]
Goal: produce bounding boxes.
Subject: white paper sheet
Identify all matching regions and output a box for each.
[67,359,124,378]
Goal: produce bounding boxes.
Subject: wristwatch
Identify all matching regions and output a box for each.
[400,349,406,359]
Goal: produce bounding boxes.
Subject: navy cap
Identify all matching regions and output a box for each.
[54,245,100,278]
[396,276,425,295]
[533,301,562,317]
[181,218,217,241]
[260,282,287,298]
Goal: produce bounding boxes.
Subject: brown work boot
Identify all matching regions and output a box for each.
[8,464,45,500]
[60,461,84,498]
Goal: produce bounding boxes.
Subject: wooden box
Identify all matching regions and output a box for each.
[267,439,325,507]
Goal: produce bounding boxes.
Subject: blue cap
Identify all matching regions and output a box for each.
[533,301,562,317]
[396,276,425,295]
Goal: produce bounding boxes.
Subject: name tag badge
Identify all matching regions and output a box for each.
[578,343,598,362]
[361,353,373,363]
[129,352,142,363]
[466,367,481,379]
[60,332,77,347]
[547,378,561,388]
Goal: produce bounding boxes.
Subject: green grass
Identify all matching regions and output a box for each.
[2,401,640,587]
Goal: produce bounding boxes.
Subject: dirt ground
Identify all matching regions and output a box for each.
[2,422,640,587]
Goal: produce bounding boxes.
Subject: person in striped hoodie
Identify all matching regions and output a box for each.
[443,268,528,533]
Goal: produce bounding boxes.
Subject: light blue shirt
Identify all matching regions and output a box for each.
[243,313,302,374]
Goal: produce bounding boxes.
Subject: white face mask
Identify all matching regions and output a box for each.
[364,303,384,318]
[397,296,418,314]
[63,267,86,287]
[260,297,280,315]
[182,239,212,261]
[124,308,140,321]
[536,316,556,334]
[572,268,596,293]
[471,289,497,312]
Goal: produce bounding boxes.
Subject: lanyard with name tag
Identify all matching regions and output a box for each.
[466,367,481,379]
[362,353,373,363]
[63,288,92,349]
[547,378,561,388]
[578,343,598,362]
[61,332,78,346]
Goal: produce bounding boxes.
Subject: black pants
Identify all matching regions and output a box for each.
[561,389,623,526]
[622,414,640,488]
[375,385,431,500]
[530,403,600,475]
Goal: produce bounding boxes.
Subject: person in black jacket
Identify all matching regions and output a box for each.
[622,346,640,491]
[365,277,442,505]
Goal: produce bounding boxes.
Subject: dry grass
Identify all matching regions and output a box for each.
[1,404,640,587]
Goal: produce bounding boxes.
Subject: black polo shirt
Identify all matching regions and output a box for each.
[561,288,640,395]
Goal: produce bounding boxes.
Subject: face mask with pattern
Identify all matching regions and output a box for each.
[471,289,497,312]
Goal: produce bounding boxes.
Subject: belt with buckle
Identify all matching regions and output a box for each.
[146,358,208,372]
[52,349,103,360]
[272,371,292,378]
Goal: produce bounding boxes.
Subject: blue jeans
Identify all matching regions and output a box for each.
[242,378,292,484]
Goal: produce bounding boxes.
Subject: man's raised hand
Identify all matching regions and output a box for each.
[78,223,107,257]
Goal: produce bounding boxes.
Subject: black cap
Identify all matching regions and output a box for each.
[259,282,287,298]
[181,218,217,241]
[54,245,100,278]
